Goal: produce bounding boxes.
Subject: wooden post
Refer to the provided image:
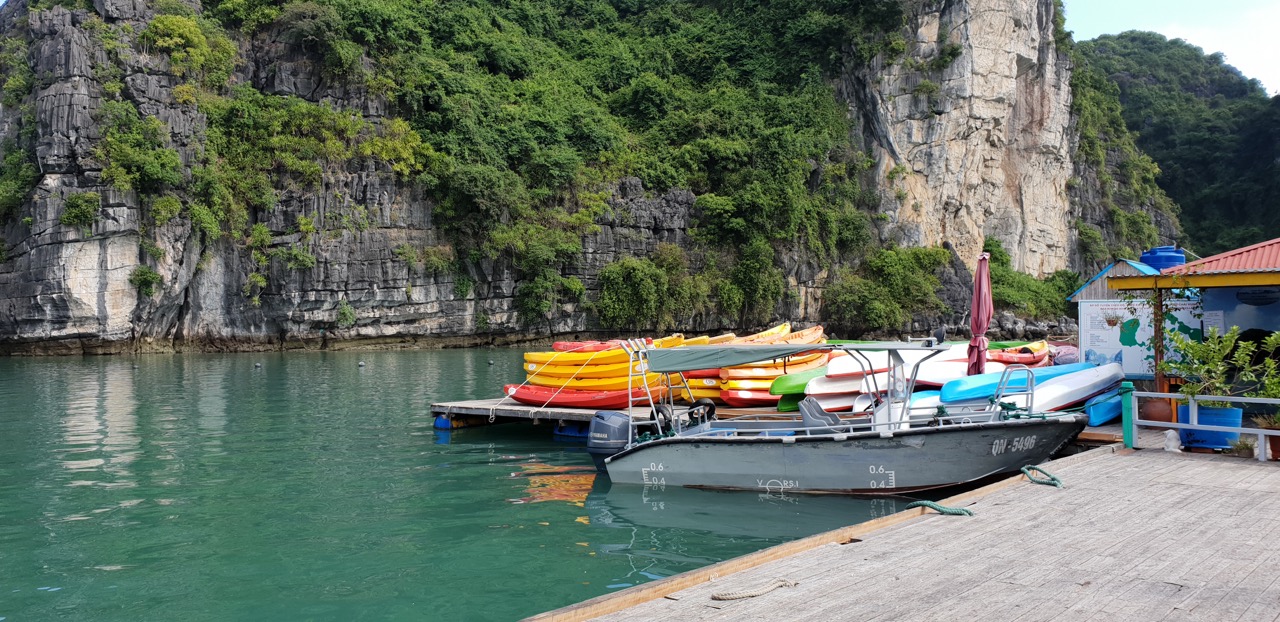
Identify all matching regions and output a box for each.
[1120,382,1135,449]
[1152,288,1165,393]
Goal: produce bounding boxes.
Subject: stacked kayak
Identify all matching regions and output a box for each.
[719,325,827,407]
[797,343,1004,411]
[508,334,687,409]
[678,323,790,403]
[910,362,1120,415]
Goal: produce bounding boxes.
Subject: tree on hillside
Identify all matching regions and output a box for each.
[1078,31,1277,256]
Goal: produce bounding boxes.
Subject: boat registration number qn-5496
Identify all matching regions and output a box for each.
[991,435,1037,456]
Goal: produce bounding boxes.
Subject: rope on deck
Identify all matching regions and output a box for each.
[905,500,973,516]
[1021,465,1063,488]
[711,578,798,601]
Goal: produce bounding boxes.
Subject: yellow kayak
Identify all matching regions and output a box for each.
[732,350,826,368]
[524,372,671,391]
[720,355,826,380]
[680,335,710,347]
[653,334,686,348]
[678,387,723,403]
[734,322,790,343]
[523,333,685,365]
[707,333,737,344]
[524,360,649,378]
[721,378,776,391]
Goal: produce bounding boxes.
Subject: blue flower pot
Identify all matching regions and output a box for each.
[1176,405,1242,449]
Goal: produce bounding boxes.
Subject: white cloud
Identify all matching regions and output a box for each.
[1157,4,1280,95]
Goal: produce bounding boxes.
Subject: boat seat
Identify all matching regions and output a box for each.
[798,397,844,433]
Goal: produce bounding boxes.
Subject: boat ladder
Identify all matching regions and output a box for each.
[991,364,1036,415]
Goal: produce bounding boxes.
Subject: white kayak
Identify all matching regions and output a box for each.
[912,363,1124,414]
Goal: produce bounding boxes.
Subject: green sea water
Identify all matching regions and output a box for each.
[0,349,904,621]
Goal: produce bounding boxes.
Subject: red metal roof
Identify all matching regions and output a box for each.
[1163,237,1280,276]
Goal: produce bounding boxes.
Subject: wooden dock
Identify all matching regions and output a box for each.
[529,446,1280,621]
[430,398,782,428]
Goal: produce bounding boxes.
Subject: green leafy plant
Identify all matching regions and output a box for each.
[59,192,100,231]
[985,237,1078,319]
[336,299,356,328]
[129,265,163,296]
[273,245,316,270]
[140,14,237,88]
[151,194,182,225]
[95,101,183,193]
[243,271,267,306]
[1160,326,1266,407]
[0,145,39,220]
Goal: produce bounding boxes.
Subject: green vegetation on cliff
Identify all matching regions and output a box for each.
[1077,31,1277,256]
[193,0,905,324]
[1060,30,1175,264]
[821,245,951,334]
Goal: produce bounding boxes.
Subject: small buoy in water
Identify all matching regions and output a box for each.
[488,359,495,365]
[358,361,366,367]
[255,363,262,368]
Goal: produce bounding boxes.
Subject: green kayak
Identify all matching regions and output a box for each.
[769,366,829,395]
[776,393,804,412]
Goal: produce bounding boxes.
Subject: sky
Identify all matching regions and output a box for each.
[1063,0,1279,95]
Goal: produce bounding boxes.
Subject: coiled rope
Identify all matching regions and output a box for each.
[711,578,798,601]
[905,500,973,516]
[1021,465,1063,488]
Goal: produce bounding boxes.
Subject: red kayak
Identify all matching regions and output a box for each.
[683,368,721,379]
[503,384,666,409]
[551,337,656,352]
[552,340,620,352]
[719,389,782,408]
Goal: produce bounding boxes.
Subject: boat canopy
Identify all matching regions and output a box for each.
[644,342,950,373]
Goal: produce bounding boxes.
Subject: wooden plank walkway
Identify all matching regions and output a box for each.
[530,447,1280,621]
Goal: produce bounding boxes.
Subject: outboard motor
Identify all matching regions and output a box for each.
[587,410,631,471]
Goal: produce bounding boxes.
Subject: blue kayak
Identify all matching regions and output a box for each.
[1085,389,1123,426]
[939,362,1096,403]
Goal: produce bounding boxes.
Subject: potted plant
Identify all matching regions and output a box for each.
[1251,413,1280,460]
[1246,332,1280,460]
[1159,326,1259,450]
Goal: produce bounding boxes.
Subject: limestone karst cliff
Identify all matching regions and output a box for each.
[0,0,1172,354]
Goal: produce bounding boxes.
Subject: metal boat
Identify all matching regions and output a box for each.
[586,340,1089,495]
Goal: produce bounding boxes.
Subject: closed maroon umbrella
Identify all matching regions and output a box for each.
[967,252,992,376]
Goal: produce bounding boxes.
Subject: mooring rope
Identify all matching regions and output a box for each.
[905,500,974,516]
[710,578,798,601]
[491,343,608,415]
[1021,465,1063,488]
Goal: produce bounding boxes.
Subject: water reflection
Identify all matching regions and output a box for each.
[506,463,597,504]
[582,482,913,588]
[587,482,908,539]
[59,361,138,488]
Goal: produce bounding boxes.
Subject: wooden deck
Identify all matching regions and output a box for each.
[529,446,1280,621]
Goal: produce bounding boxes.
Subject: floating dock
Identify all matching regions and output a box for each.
[528,443,1280,621]
[430,398,780,429]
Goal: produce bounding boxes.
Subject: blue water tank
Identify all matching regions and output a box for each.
[1140,246,1186,271]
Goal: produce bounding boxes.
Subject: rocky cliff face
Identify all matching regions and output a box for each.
[0,0,1120,354]
[843,0,1075,277]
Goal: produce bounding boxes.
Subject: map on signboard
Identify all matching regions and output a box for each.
[1079,299,1224,379]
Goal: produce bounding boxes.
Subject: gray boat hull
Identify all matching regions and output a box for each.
[602,415,1087,494]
